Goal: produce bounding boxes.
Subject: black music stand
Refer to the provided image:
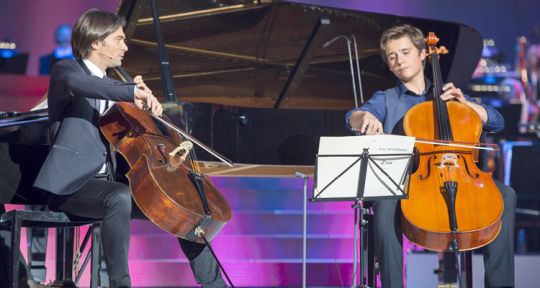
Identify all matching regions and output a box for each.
[311,135,414,288]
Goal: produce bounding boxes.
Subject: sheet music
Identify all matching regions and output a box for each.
[314,135,415,200]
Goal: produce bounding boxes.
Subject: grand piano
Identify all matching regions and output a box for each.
[113,0,483,171]
[0,0,483,196]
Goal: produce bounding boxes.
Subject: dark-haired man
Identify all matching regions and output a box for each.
[33,9,226,288]
[346,24,516,288]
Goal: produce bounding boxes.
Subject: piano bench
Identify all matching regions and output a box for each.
[0,210,101,288]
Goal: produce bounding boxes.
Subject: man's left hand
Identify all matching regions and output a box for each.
[133,75,163,117]
[440,82,467,104]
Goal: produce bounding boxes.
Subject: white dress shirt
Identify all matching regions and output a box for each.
[83,59,116,174]
[82,59,115,114]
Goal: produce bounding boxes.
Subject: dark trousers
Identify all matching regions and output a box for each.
[48,179,227,288]
[374,180,516,288]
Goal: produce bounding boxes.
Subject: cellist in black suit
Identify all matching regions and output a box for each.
[33,9,226,288]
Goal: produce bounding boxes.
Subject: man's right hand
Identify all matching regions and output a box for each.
[349,111,383,135]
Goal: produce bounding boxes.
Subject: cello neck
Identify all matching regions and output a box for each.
[427,32,453,141]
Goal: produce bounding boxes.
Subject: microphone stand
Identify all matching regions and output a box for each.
[351,35,365,106]
[294,172,309,288]
[323,34,365,108]
[323,34,370,287]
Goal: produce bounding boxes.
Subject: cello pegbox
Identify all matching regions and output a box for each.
[426,32,448,56]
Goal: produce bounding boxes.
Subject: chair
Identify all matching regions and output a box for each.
[0,209,101,288]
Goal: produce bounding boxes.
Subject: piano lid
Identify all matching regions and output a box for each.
[116,0,483,110]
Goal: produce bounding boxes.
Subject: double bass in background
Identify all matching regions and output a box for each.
[400,32,503,252]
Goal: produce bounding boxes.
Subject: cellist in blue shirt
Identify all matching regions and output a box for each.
[345,24,515,288]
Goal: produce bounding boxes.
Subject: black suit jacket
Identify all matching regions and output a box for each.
[34,59,134,195]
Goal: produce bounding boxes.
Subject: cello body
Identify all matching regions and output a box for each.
[401,101,503,251]
[400,33,503,251]
[100,102,232,243]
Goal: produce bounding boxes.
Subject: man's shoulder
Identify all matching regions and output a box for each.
[371,86,400,99]
[373,86,401,102]
[382,86,400,95]
[54,58,79,69]
[50,59,82,78]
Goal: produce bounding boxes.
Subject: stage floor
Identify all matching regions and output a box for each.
[9,176,540,287]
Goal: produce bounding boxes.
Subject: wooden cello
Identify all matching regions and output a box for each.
[99,101,232,244]
[400,32,503,251]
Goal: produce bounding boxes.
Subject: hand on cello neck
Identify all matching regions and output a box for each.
[133,82,163,117]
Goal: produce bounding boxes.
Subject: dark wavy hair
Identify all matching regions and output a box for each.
[71,9,126,59]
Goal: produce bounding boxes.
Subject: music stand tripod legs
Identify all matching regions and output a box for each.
[313,137,414,288]
[352,200,372,288]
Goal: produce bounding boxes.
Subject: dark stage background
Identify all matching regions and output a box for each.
[1,0,540,76]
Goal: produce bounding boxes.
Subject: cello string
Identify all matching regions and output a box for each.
[439,53,460,182]
[433,54,450,142]
[437,55,455,182]
[436,53,452,143]
[434,50,460,183]
[432,55,444,142]
[430,45,454,188]
[430,52,441,139]
[431,53,446,185]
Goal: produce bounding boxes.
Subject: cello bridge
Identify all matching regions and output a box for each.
[169,141,194,162]
[439,153,459,168]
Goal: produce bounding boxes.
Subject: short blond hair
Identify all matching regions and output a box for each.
[379,24,425,63]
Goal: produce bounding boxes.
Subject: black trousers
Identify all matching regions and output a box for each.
[48,179,227,288]
[373,180,516,288]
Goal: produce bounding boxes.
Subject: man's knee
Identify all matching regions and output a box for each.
[104,185,132,217]
[495,181,517,212]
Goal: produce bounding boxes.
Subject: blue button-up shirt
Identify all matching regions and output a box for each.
[345,80,505,133]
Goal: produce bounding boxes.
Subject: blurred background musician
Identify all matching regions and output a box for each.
[38,24,74,75]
